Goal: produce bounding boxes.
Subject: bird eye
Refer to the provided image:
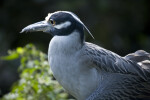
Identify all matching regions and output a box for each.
[50,19,56,26]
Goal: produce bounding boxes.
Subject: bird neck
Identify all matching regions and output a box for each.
[49,30,84,55]
[75,22,84,43]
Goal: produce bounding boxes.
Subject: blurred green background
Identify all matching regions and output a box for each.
[0,0,150,98]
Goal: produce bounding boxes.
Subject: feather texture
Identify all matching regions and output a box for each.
[84,42,150,100]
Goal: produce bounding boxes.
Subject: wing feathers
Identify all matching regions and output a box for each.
[84,42,150,99]
[84,42,150,80]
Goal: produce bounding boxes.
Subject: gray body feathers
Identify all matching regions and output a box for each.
[85,43,150,100]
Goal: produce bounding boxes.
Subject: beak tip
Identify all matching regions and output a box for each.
[20,29,26,33]
[20,30,24,33]
[20,27,29,33]
[20,21,48,34]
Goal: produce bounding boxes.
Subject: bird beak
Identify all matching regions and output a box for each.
[20,21,52,33]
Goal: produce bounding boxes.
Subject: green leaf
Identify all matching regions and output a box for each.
[17,47,24,54]
[0,52,19,60]
[1,44,69,100]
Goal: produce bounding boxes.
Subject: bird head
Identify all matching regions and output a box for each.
[20,11,94,41]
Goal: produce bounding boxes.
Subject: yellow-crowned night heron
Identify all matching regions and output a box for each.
[21,11,150,100]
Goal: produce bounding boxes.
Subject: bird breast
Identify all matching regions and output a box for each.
[48,31,100,100]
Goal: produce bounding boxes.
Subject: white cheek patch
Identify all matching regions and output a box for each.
[54,21,71,29]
